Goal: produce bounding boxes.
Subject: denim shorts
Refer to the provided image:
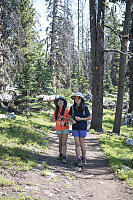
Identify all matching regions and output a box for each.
[72,130,87,137]
[56,129,69,134]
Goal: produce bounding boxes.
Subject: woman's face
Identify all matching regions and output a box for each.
[58,99,64,108]
[74,96,81,105]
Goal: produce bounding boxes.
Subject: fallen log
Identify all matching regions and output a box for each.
[0,113,16,119]
[37,94,59,102]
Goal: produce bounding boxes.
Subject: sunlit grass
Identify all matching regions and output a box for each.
[102,109,133,138]
[63,172,76,180]
[102,109,115,131]
[0,109,53,198]
[0,110,53,193]
[0,175,14,187]
[99,134,133,188]
[99,109,133,189]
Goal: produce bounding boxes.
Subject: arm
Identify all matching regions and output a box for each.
[75,106,91,121]
[60,108,76,124]
[60,115,76,124]
[75,116,91,121]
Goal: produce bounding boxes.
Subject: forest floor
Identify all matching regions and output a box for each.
[1,129,133,200]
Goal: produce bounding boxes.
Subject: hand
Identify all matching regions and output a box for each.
[75,116,82,121]
[71,118,76,124]
[60,115,64,119]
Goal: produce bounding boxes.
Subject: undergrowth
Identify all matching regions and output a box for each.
[99,109,133,189]
[0,108,54,199]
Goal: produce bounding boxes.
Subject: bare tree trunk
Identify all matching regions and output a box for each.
[111,53,117,86]
[0,4,4,92]
[51,0,58,92]
[90,0,105,132]
[128,19,133,113]
[128,54,133,113]
[113,0,132,134]
[78,0,80,73]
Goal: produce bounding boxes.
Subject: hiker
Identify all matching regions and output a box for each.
[51,96,70,164]
[69,92,91,167]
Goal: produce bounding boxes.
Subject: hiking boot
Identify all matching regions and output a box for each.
[62,155,67,164]
[77,158,83,167]
[82,157,87,164]
[58,153,63,160]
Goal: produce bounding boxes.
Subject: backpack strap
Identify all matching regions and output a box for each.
[71,105,74,118]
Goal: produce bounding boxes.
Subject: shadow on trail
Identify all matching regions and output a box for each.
[43,132,114,180]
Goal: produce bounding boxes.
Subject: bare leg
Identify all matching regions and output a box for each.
[79,137,86,158]
[58,134,63,154]
[62,134,68,156]
[74,137,81,159]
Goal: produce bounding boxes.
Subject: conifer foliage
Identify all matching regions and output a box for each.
[0,0,52,96]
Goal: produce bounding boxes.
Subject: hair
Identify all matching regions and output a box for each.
[55,102,65,120]
[73,98,85,113]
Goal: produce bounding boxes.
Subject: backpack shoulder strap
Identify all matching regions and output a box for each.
[71,105,74,117]
[83,105,87,115]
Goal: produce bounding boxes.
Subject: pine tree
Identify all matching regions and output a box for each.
[113,0,132,134]
[104,5,121,93]
[16,0,52,95]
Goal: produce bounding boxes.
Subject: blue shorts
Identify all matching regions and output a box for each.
[72,130,87,137]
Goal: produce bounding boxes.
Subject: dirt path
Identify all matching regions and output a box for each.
[1,131,133,200]
[24,131,133,200]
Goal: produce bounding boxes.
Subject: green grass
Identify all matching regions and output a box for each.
[0,175,14,187]
[103,109,133,138]
[99,134,133,188]
[0,102,133,195]
[99,109,133,188]
[0,108,54,198]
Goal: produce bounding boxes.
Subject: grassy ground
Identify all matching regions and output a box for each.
[0,107,54,199]
[98,109,133,188]
[0,104,133,199]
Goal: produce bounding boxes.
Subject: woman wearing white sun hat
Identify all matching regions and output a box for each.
[69,92,91,167]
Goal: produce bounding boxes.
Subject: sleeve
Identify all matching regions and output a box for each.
[85,105,90,117]
[68,106,72,116]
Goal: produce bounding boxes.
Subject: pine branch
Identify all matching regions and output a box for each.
[104,24,122,39]
[104,48,133,57]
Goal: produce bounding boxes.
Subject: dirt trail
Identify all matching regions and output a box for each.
[1,131,133,200]
[26,131,133,200]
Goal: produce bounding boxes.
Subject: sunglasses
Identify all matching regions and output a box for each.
[74,97,81,100]
[58,100,64,103]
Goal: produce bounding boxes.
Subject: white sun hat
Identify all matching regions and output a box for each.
[71,92,85,100]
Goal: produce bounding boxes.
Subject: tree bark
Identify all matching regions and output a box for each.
[51,0,58,92]
[78,0,80,73]
[0,4,4,92]
[128,18,133,113]
[90,0,105,132]
[113,0,132,134]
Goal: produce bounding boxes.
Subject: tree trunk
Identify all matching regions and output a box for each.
[128,19,133,113]
[111,53,117,86]
[0,4,4,92]
[113,0,132,134]
[128,55,133,113]
[78,0,80,73]
[51,0,58,92]
[90,0,105,132]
